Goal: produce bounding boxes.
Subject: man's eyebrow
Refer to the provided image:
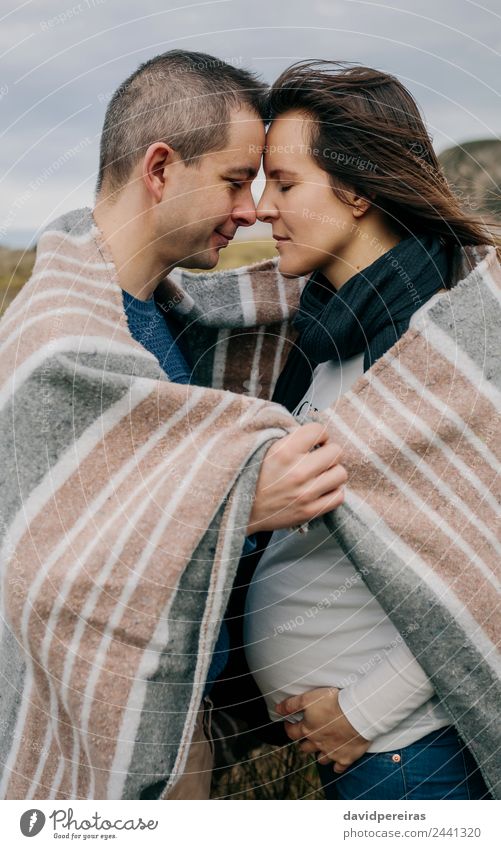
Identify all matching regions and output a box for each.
[224,166,258,179]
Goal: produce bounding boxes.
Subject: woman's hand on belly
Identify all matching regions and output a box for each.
[276,687,371,773]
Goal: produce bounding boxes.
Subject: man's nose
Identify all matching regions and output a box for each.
[232,203,257,228]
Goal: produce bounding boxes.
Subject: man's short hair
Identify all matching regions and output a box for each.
[96,50,267,198]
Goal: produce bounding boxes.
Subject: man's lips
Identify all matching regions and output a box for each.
[213,229,235,246]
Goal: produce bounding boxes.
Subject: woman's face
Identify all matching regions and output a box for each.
[257,110,357,279]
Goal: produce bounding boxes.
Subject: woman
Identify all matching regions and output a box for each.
[243,61,497,800]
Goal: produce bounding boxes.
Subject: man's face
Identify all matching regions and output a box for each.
[156,106,265,269]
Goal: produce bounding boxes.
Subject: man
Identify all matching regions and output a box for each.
[0,51,346,800]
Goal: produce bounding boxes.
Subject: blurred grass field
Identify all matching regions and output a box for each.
[0,239,277,317]
[211,741,324,800]
[0,245,36,316]
[214,238,277,269]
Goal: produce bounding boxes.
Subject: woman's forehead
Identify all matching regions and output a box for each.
[262,118,316,175]
[266,112,309,143]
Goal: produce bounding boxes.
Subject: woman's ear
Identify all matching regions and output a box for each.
[352,194,372,218]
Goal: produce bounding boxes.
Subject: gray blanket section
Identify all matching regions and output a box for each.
[123,440,269,799]
[0,353,140,530]
[0,627,27,783]
[325,506,501,798]
[424,267,501,390]
[0,347,161,790]
[171,268,248,328]
[122,520,224,799]
[65,349,170,383]
[40,207,95,238]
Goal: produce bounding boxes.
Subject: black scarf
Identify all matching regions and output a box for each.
[272,233,450,413]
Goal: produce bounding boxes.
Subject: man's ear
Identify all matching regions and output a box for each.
[141,142,178,203]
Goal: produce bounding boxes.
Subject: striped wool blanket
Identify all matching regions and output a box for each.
[0,207,499,799]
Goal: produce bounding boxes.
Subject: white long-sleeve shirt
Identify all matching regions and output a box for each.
[244,354,451,751]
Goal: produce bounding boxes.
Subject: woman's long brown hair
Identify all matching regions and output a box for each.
[267,61,499,263]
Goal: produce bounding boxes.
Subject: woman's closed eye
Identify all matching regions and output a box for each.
[279,184,293,193]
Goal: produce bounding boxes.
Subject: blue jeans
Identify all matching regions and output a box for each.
[317,726,492,800]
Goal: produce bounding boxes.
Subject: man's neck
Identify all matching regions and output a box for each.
[93,199,172,301]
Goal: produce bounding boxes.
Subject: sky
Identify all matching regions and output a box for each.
[1,0,500,246]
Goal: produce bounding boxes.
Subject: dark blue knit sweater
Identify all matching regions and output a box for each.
[122,289,192,383]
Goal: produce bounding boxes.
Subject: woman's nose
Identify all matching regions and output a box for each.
[256,196,279,223]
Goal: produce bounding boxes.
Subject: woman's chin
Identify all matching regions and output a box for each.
[277,256,313,279]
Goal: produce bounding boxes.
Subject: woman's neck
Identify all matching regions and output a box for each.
[322,220,403,291]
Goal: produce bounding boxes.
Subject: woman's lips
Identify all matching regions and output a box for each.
[274,234,291,247]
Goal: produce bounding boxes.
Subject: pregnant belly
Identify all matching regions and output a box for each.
[244,563,404,722]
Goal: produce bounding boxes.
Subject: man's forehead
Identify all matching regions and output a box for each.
[212,112,264,173]
[205,144,261,176]
[218,143,263,176]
